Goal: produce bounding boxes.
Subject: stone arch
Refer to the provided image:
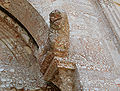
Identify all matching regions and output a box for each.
[0,0,53,90]
[0,0,50,58]
[27,0,120,90]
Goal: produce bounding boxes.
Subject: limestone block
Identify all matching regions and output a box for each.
[49,10,69,58]
[43,56,76,91]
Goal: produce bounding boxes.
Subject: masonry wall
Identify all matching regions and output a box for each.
[27,0,120,90]
[0,0,51,90]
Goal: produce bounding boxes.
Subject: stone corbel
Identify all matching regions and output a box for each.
[43,57,76,91]
[40,10,76,91]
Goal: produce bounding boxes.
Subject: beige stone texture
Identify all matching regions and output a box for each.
[0,0,49,47]
[0,0,120,90]
[27,0,120,90]
[43,57,76,91]
[0,4,45,91]
[49,10,69,58]
[0,0,50,64]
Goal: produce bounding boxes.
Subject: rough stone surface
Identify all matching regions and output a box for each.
[41,10,71,91]
[0,6,45,91]
[27,0,120,90]
[49,10,69,58]
[0,0,120,90]
[0,0,50,64]
[43,57,76,91]
[42,10,74,91]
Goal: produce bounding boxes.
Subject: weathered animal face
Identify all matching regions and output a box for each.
[49,10,62,30]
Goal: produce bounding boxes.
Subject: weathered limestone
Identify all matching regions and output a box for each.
[0,0,50,63]
[0,0,120,90]
[28,0,120,90]
[98,0,120,52]
[41,10,70,75]
[50,59,76,91]
[49,10,69,58]
[40,51,54,75]
[0,0,49,47]
[43,57,76,91]
[2,87,43,91]
[41,10,76,91]
[0,2,45,91]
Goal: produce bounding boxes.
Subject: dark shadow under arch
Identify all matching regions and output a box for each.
[0,5,39,49]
